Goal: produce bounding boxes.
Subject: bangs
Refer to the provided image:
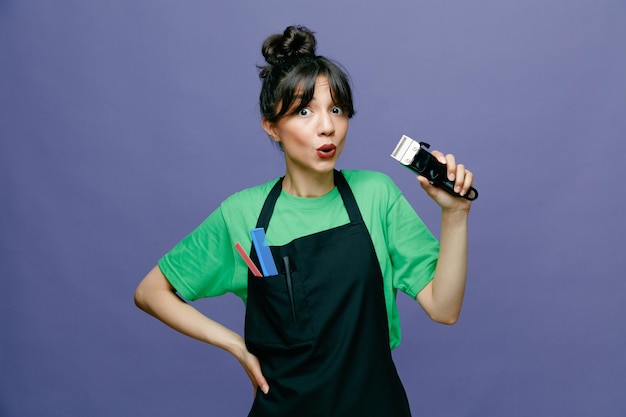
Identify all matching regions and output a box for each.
[275,68,317,119]
[267,57,355,122]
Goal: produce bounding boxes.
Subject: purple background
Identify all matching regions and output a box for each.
[2,1,625,416]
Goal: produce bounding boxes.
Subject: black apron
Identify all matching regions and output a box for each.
[245,170,411,417]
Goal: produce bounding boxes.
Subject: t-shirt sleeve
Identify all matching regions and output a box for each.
[386,193,440,299]
[157,206,235,301]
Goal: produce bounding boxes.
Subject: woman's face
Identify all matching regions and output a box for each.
[263,76,349,178]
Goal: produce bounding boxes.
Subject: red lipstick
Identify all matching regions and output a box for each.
[316,144,337,159]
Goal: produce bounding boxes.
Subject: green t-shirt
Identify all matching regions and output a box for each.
[158,170,439,349]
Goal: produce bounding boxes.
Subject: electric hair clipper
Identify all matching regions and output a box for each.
[391,135,478,201]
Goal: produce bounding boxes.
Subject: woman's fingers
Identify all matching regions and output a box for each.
[417,150,475,207]
[240,350,269,395]
[459,168,474,196]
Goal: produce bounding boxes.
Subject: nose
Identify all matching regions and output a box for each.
[318,111,335,137]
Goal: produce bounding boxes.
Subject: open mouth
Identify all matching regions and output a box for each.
[316,144,337,159]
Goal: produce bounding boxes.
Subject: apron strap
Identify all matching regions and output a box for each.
[332,170,363,224]
[255,177,284,229]
[255,170,364,230]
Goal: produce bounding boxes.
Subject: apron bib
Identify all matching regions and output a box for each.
[245,170,411,417]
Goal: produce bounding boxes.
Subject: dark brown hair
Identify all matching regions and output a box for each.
[258,26,355,123]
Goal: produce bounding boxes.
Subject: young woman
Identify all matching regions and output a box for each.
[135,25,474,417]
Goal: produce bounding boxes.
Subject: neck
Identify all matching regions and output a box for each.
[282,170,336,198]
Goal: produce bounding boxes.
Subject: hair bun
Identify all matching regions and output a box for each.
[262,25,317,66]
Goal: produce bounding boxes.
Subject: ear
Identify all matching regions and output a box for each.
[262,118,280,143]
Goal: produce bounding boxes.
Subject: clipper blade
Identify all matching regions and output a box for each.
[390,135,421,166]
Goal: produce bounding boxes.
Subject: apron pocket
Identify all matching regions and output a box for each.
[245,271,315,350]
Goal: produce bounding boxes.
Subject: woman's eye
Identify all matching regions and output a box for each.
[298,108,311,116]
[331,106,344,115]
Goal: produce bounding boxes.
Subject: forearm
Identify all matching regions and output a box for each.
[418,209,469,324]
[134,266,247,360]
